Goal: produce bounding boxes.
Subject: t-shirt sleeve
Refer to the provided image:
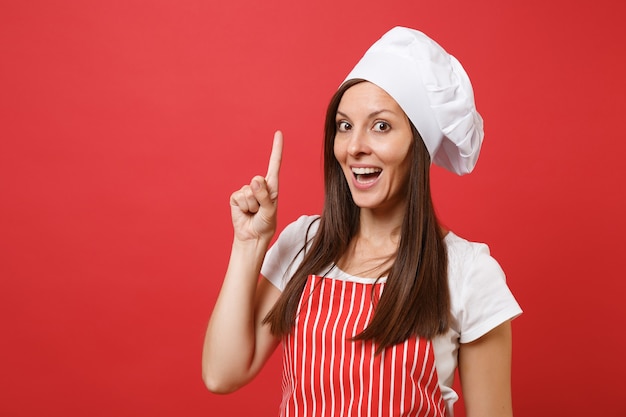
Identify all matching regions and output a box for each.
[261,215,319,291]
[456,243,522,344]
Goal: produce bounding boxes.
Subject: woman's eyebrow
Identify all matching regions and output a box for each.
[336,109,394,119]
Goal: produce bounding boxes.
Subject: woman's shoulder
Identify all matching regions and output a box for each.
[262,214,321,291]
[445,231,492,258]
[278,214,320,241]
[444,231,503,281]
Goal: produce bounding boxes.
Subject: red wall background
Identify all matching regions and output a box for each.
[1,1,625,416]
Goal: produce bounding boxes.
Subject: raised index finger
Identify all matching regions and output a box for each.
[265,130,283,196]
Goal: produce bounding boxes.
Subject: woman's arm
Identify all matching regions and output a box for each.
[202,248,281,393]
[202,132,283,393]
[458,320,514,417]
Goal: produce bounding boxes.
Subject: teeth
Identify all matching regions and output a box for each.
[351,167,382,174]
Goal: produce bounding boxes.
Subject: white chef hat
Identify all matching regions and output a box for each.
[343,26,484,175]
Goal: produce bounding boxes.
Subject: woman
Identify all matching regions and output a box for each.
[203,27,522,417]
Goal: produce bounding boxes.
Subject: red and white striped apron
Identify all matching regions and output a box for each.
[279,275,446,417]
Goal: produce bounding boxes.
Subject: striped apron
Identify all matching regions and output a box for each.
[279,275,446,417]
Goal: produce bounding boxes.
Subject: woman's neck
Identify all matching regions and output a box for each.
[335,208,404,278]
[357,205,405,240]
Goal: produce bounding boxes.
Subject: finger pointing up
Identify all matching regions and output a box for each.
[265,131,283,202]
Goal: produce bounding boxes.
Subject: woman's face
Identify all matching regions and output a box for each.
[333,81,414,214]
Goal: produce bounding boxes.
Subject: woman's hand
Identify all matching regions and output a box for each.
[229,131,283,242]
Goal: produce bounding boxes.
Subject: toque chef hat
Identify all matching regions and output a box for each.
[343,26,484,175]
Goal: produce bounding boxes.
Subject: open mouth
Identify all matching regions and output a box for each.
[352,167,382,184]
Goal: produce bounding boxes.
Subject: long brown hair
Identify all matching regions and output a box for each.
[264,79,450,349]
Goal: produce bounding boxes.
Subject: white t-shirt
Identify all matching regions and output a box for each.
[261,215,522,415]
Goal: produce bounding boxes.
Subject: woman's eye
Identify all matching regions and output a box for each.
[374,121,390,132]
[337,121,351,131]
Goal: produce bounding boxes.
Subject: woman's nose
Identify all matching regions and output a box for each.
[347,129,370,156]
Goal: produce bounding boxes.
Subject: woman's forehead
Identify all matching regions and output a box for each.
[337,81,404,117]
